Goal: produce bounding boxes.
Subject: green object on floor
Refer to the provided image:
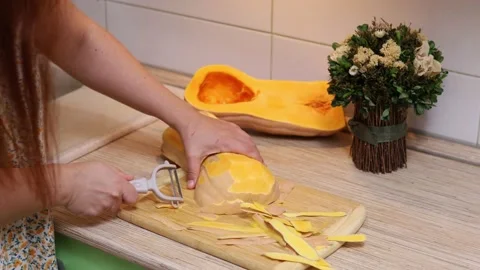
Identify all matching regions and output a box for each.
[55,233,144,270]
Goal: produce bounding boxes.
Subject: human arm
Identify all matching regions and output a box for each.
[34,0,263,188]
[0,167,62,225]
[35,0,196,132]
[0,162,137,226]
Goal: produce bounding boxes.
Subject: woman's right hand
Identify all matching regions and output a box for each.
[58,161,138,216]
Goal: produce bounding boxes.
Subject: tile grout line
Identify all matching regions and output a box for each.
[107,0,480,80]
[107,0,272,34]
[269,0,274,79]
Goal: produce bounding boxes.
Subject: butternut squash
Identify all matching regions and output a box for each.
[183,65,346,137]
[161,112,280,214]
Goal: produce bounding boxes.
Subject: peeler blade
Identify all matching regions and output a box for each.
[167,166,183,208]
[130,160,184,207]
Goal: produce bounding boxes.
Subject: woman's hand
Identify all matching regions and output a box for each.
[179,113,264,189]
[58,161,138,216]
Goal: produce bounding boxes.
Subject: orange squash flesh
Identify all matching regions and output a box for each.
[184,65,346,137]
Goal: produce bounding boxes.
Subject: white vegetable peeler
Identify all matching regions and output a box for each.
[130,160,184,207]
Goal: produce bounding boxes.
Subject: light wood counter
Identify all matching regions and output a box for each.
[52,66,480,270]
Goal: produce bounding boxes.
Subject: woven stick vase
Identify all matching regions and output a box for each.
[349,103,408,173]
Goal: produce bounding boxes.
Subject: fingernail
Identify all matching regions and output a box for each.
[187,180,195,188]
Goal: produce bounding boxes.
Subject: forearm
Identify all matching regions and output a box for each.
[36,1,199,131]
[0,166,68,225]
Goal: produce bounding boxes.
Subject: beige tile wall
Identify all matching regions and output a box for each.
[73,0,480,146]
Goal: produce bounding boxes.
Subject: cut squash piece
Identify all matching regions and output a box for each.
[184,65,346,137]
[263,252,332,270]
[283,211,346,218]
[266,219,319,261]
[328,234,366,242]
[161,121,280,214]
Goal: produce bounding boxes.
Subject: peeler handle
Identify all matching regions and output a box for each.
[129,178,149,194]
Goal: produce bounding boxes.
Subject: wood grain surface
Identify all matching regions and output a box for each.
[118,172,366,270]
[53,86,156,163]
[53,119,480,270]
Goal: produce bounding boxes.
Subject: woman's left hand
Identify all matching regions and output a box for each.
[179,113,264,189]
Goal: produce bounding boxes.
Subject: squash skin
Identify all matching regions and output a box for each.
[184,65,346,137]
[161,116,280,214]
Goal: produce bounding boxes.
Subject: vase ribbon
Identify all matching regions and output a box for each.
[348,119,407,145]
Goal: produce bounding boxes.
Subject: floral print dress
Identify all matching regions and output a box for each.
[0,33,58,270]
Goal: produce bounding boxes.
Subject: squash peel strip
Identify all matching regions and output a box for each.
[266,219,319,261]
[252,214,287,247]
[187,221,263,234]
[217,233,268,240]
[241,202,272,216]
[290,220,314,233]
[327,234,366,242]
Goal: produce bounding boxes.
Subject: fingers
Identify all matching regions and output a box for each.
[122,180,138,205]
[111,165,135,180]
[186,156,202,189]
[247,144,264,163]
[227,129,265,164]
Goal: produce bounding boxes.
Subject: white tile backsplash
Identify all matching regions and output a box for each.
[72,0,106,28]
[271,36,332,81]
[106,2,271,78]
[111,0,271,31]
[408,72,480,145]
[65,0,480,146]
[273,0,480,77]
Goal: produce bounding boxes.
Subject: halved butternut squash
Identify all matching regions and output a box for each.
[161,112,280,214]
[184,65,346,137]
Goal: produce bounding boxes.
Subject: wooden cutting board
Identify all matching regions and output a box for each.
[118,168,366,270]
[53,86,156,163]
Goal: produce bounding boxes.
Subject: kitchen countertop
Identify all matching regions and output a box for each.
[52,66,480,270]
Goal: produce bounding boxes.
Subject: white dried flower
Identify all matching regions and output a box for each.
[349,65,359,76]
[329,44,351,62]
[374,30,386,38]
[380,39,401,60]
[393,61,407,70]
[367,55,381,68]
[353,47,374,65]
[415,40,430,58]
[379,56,395,67]
[413,40,442,76]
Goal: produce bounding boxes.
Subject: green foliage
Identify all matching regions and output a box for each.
[327,18,448,120]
